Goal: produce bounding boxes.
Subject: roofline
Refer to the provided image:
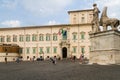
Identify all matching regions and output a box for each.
[68,9,93,14]
[0,23,92,30]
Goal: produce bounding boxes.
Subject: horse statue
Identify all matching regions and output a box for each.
[100,7,120,31]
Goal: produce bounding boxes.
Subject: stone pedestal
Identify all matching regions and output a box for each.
[89,30,120,65]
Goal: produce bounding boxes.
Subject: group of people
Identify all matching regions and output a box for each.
[4,57,22,64]
[70,54,89,64]
[4,54,88,64]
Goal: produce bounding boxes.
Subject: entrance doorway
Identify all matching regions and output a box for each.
[62,47,67,58]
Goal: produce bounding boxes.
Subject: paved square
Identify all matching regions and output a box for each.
[0,60,120,80]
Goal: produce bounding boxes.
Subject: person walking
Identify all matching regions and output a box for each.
[73,56,76,62]
[5,57,7,64]
[50,57,56,65]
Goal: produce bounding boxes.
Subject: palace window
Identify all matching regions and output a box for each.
[13,35,17,42]
[26,47,30,54]
[26,35,30,42]
[81,17,85,23]
[6,35,11,42]
[53,34,57,41]
[80,32,85,40]
[73,17,76,24]
[46,47,50,53]
[72,32,77,40]
[19,35,24,42]
[39,47,43,54]
[46,34,51,41]
[53,47,57,53]
[32,34,37,41]
[73,46,77,53]
[32,47,37,54]
[81,46,85,54]
[0,36,5,42]
[19,48,23,54]
[39,34,44,41]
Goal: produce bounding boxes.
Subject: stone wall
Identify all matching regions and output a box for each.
[89,30,120,64]
[0,53,19,62]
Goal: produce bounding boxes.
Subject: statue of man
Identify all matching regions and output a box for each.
[92,3,100,32]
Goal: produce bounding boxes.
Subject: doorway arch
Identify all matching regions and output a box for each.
[62,47,67,58]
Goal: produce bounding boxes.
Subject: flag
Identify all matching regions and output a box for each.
[63,30,67,36]
[58,28,63,35]
[58,29,61,35]
[58,28,67,36]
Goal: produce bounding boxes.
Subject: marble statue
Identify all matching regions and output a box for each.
[100,7,120,31]
[92,3,100,32]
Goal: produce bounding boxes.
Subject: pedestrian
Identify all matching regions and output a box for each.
[73,56,76,62]
[16,57,19,63]
[32,57,34,62]
[54,57,57,64]
[32,57,35,62]
[79,54,84,64]
[30,58,32,61]
[5,57,7,64]
[50,57,56,65]
[81,54,84,59]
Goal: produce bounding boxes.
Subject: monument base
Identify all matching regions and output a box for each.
[89,30,120,65]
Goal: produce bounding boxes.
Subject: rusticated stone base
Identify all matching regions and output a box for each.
[89,30,120,65]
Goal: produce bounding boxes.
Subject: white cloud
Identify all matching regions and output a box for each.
[48,20,59,25]
[0,0,18,9]
[1,20,21,27]
[20,0,73,16]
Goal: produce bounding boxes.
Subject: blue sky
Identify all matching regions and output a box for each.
[0,0,120,28]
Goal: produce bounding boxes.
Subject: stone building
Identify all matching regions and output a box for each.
[0,9,93,62]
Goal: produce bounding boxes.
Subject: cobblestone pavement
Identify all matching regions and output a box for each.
[0,60,120,80]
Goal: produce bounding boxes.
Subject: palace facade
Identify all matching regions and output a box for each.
[0,9,93,62]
